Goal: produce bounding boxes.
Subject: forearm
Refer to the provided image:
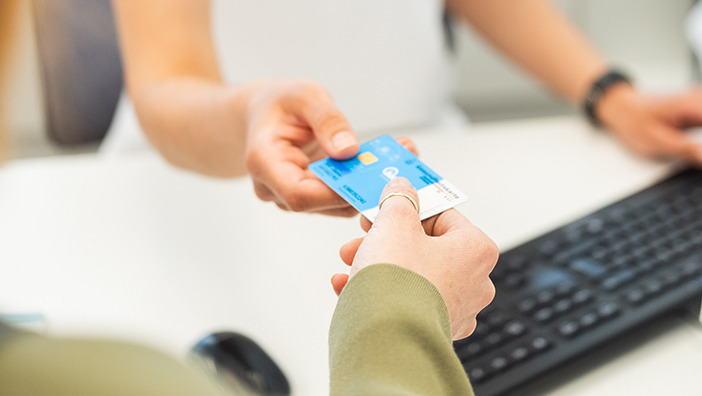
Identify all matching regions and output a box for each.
[448,0,607,104]
[113,0,251,177]
[329,264,474,395]
[129,78,252,177]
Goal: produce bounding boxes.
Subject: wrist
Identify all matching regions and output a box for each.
[595,83,640,130]
[582,70,633,127]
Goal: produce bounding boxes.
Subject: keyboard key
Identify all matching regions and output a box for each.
[533,307,555,323]
[554,282,575,295]
[467,366,491,384]
[505,256,527,271]
[538,239,558,255]
[553,298,573,314]
[486,311,509,328]
[643,279,663,296]
[503,273,526,289]
[625,288,646,305]
[585,218,605,234]
[489,356,510,372]
[536,289,557,305]
[578,312,599,329]
[558,321,580,338]
[596,302,621,319]
[517,298,538,314]
[602,269,636,290]
[570,258,608,281]
[571,288,593,305]
[530,336,553,352]
[503,320,527,338]
[509,346,531,362]
[473,322,490,338]
[659,270,681,288]
[486,333,504,348]
[456,342,484,360]
[681,260,702,278]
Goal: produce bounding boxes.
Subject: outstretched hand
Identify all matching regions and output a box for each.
[244,80,418,216]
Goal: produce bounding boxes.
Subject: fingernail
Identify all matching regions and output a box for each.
[332,131,356,151]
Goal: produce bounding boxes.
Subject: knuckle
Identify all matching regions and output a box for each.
[313,110,348,132]
[253,184,273,202]
[244,143,266,176]
[471,234,500,267]
[481,281,496,309]
[297,80,327,97]
[457,319,477,340]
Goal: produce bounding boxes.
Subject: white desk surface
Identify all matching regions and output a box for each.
[1,116,701,395]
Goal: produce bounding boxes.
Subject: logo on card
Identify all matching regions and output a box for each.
[382,166,399,181]
[357,152,378,165]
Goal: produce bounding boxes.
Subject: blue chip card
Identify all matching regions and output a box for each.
[309,135,467,221]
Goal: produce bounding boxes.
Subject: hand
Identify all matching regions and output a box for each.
[598,85,702,166]
[244,79,360,216]
[244,79,418,216]
[331,177,498,340]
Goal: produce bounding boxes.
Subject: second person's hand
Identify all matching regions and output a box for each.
[598,85,702,166]
[332,177,499,340]
[244,79,361,217]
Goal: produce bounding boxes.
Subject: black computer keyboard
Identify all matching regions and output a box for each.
[454,167,702,396]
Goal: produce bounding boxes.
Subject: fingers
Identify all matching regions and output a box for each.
[359,215,372,233]
[675,87,702,127]
[422,208,472,237]
[452,280,496,340]
[251,162,350,212]
[330,273,349,296]
[283,84,359,160]
[643,125,702,165]
[310,207,358,218]
[605,88,702,166]
[396,137,419,156]
[340,237,364,266]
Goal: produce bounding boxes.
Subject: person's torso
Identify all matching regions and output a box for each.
[212,0,453,135]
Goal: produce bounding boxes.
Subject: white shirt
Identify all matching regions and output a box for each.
[101,0,462,155]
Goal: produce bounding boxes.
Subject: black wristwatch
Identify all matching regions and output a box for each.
[582,70,632,127]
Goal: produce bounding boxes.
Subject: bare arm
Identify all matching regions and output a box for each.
[113,0,368,215]
[446,0,606,104]
[113,0,251,177]
[448,0,702,166]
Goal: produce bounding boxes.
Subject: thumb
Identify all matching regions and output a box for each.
[347,177,423,279]
[372,177,422,231]
[331,273,349,296]
[288,86,359,159]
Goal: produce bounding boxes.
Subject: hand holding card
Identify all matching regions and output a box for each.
[309,135,467,222]
[332,176,498,340]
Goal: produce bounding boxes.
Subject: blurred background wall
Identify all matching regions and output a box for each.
[3,0,699,158]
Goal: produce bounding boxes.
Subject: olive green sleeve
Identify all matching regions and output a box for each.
[329,264,475,396]
[0,326,227,396]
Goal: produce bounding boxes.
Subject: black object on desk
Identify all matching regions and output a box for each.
[191,331,291,396]
[455,167,702,396]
